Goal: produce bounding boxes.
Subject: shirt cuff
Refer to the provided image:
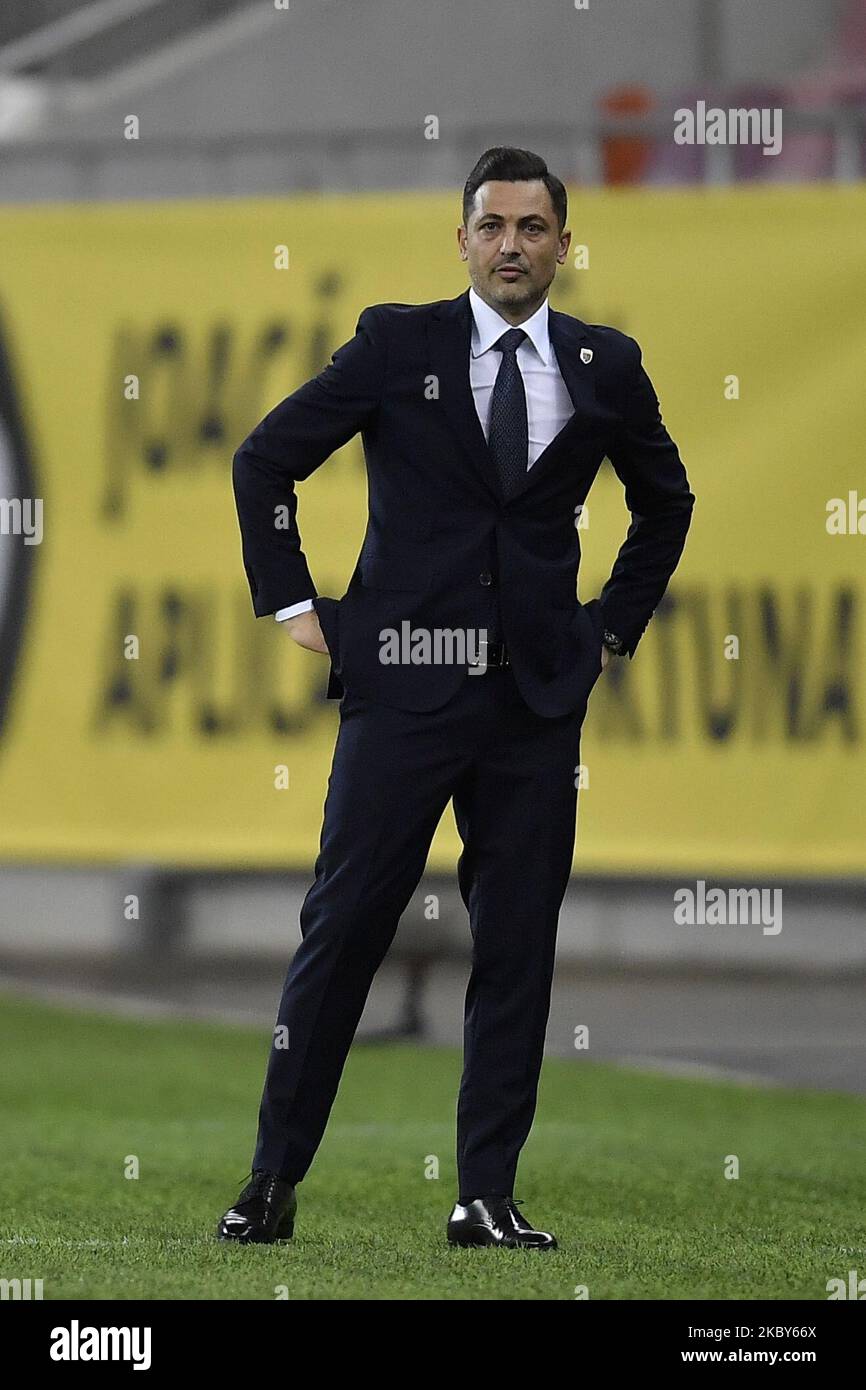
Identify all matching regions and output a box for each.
[275,599,315,622]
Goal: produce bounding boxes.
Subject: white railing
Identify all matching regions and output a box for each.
[0,108,863,201]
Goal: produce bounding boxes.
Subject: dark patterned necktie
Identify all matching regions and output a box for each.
[487,327,529,501]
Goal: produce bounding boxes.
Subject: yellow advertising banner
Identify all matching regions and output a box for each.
[0,186,863,874]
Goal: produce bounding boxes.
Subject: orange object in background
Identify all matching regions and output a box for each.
[599,84,655,183]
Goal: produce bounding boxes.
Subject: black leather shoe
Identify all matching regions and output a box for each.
[446,1196,557,1249]
[216,1170,297,1243]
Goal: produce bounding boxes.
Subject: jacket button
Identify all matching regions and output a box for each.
[479,571,493,586]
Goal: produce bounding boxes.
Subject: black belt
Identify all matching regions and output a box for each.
[468,639,509,669]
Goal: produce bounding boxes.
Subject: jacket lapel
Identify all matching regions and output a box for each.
[427,290,503,502]
[427,289,596,504]
[505,306,597,502]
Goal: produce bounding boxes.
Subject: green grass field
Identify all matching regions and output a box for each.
[1,992,864,1300]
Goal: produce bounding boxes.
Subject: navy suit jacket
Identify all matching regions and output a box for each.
[232,288,694,717]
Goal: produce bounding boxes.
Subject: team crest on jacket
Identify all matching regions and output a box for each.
[580,347,593,364]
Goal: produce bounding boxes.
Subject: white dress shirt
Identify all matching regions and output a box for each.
[275,286,574,622]
[467,285,574,462]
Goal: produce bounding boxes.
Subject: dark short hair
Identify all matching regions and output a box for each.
[462,147,567,232]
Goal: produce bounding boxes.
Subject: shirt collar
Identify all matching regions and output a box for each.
[468,285,551,365]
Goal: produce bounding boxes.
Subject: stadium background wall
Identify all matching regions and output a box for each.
[0,185,863,874]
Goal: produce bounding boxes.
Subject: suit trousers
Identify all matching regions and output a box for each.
[252,658,584,1199]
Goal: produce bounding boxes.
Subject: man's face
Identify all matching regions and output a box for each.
[458,179,570,319]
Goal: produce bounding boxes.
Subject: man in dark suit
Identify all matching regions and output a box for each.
[220,146,694,1249]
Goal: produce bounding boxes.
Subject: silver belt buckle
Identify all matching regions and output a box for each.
[469,638,507,670]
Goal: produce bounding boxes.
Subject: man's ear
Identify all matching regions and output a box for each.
[556,229,572,264]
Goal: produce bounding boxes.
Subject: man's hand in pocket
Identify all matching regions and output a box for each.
[278,609,329,655]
